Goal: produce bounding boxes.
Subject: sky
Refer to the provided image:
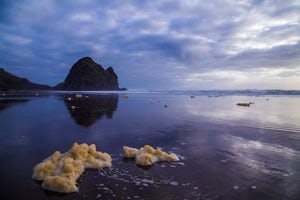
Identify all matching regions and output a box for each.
[0,0,300,90]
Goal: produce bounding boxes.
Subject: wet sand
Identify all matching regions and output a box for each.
[0,92,300,199]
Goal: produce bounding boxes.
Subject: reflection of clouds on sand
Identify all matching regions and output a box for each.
[172,117,300,199]
[229,135,299,158]
[220,133,300,197]
[183,96,300,133]
[63,94,118,127]
[222,134,299,176]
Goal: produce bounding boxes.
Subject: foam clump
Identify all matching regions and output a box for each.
[123,145,179,166]
[32,143,112,193]
[75,94,82,98]
[122,95,130,99]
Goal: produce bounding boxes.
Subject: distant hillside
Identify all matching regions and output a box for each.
[55,57,124,91]
[0,68,51,91]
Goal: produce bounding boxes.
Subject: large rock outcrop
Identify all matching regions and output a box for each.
[0,68,51,91]
[56,57,121,90]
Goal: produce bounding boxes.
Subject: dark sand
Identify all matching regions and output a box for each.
[0,92,300,199]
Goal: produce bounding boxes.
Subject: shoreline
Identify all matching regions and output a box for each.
[1,89,300,97]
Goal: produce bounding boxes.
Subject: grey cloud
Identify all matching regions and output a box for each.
[0,0,299,89]
[277,69,300,78]
[226,43,300,70]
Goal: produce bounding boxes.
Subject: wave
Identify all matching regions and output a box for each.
[165,89,300,96]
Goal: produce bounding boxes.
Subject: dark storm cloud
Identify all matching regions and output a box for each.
[0,0,299,89]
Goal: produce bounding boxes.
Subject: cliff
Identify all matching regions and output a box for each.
[0,68,51,91]
[56,57,122,90]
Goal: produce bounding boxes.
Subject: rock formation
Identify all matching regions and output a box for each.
[0,68,51,91]
[56,57,122,90]
[1,57,125,91]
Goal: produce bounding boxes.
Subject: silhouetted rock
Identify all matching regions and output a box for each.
[0,68,51,91]
[56,57,122,90]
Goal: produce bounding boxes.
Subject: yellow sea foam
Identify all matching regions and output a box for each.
[32,143,111,193]
[123,145,179,166]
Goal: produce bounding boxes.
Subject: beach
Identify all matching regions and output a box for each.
[0,91,300,199]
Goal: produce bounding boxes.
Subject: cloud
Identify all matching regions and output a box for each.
[70,12,93,22]
[0,0,299,89]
